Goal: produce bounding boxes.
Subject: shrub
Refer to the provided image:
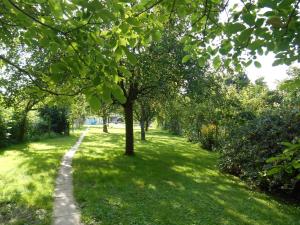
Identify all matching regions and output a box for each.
[199,124,219,151]
[0,116,7,147]
[39,106,70,135]
[7,112,28,143]
[265,141,300,195]
[219,108,300,197]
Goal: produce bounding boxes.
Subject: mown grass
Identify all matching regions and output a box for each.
[73,127,300,225]
[0,131,81,225]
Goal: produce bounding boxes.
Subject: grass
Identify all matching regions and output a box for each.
[73,127,300,225]
[0,131,81,225]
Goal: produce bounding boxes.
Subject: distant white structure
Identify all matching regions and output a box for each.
[84,114,123,125]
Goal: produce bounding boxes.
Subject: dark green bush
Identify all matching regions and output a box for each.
[0,116,7,147]
[38,106,70,135]
[219,108,300,196]
[7,112,28,143]
[265,141,300,196]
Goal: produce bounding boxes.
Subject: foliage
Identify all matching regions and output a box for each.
[219,108,300,196]
[38,105,70,135]
[73,128,300,225]
[0,115,7,148]
[1,0,299,122]
[7,111,28,143]
[199,124,218,151]
[266,141,300,191]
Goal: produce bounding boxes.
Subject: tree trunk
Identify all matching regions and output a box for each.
[145,120,149,132]
[18,114,27,142]
[140,119,146,141]
[103,116,108,133]
[124,101,134,155]
[65,122,70,136]
[47,117,51,136]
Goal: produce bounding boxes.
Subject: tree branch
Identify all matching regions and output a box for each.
[134,0,164,17]
[0,55,88,96]
[8,0,65,34]
[285,0,300,30]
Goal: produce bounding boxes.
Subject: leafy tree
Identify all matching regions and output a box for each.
[134,97,157,141]
[39,105,70,135]
[1,0,300,156]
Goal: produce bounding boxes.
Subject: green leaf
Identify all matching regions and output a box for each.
[102,84,112,103]
[49,0,63,19]
[182,55,191,63]
[152,30,162,42]
[119,23,129,33]
[49,62,67,82]
[119,66,132,77]
[126,17,140,27]
[296,174,300,180]
[238,28,252,43]
[266,157,278,163]
[242,13,256,26]
[272,59,282,66]
[255,18,265,27]
[226,23,246,34]
[122,47,137,65]
[219,40,232,55]
[88,95,101,111]
[115,46,123,61]
[257,48,264,56]
[198,57,206,67]
[267,167,282,176]
[249,40,264,51]
[254,61,261,68]
[258,0,277,8]
[111,84,126,104]
[99,9,116,22]
[278,0,295,8]
[213,55,221,68]
[292,160,300,169]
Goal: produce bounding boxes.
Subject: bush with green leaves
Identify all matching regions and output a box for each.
[0,116,7,147]
[266,141,300,194]
[38,106,70,135]
[7,112,28,143]
[219,108,300,197]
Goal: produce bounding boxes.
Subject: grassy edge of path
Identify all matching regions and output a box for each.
[73,127,300,225]
[0,130,82,225]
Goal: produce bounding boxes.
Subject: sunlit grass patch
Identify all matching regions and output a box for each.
[73,127,300,225]
[0,131,81,225]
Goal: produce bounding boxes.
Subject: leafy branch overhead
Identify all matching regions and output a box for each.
[0,0,299,103]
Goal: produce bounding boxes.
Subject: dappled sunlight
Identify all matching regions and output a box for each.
[73,128,300,225]
[0,132,80,224]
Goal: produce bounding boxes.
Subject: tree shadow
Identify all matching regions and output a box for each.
[0,134,79,225]
[73,129,300,225]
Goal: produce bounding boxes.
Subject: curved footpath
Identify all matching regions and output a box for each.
[52,128,89,225]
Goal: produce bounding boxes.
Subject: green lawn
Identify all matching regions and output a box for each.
[0,131,81,225]
[73,128,300,225]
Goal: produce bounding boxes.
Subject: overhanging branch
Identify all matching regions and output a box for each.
[0,55,88,96]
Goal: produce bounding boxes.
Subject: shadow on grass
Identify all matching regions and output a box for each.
[0,134,79,225]
[73,129,300,225]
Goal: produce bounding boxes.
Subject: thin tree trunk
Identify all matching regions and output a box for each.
[124,101,134,155]
[48,117,51,136]
[145,120,149,131]
[103,116,108,133]
[140,119,146,141]
[18,114,27,142]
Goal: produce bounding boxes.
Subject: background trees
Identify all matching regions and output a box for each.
[1,0,300,155]
[0,0,300,200]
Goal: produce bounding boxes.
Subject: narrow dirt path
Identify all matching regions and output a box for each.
[52,128,88,225]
